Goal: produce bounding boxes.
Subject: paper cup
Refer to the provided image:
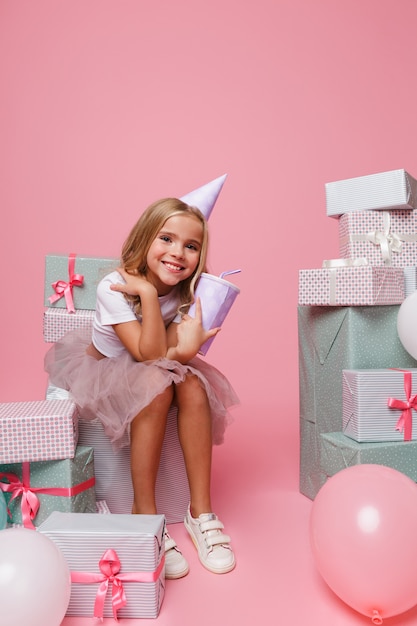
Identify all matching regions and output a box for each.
[188,272,240,355]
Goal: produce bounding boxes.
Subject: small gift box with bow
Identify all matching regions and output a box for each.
[325,169,417,218]
[0,399,78,463]
[0,445,96,528]
[39,512,165,619]
[339,209,417,267]
[298,260,405,306]
[44,253,118,311]
[43,307,94,343]
[342,368,417,442]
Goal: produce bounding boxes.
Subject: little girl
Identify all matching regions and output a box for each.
[45,197,239,578]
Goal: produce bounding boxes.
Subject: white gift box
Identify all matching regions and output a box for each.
[39,512,165,619]
[339,209,417,266]
[298,265,404,306]
[343,368,417,442]
[0,399,78,463]
[325,169,417,217]
[43,307,94,343]
[404,266,417,297]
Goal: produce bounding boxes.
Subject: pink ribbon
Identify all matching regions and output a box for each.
[0,462,95,529]
[48,252,84,313]
[387,370,417,441]
[71,548,165,620]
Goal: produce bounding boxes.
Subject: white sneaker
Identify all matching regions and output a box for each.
[164,531,189,579]
[184,507,236,574]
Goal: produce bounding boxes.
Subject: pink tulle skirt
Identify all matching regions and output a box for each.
[44,330,239,450]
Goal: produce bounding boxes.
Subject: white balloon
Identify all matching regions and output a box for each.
[397,291,417,360]
[0,528,71,626]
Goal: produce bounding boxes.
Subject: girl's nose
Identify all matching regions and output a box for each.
[171,243,185,258]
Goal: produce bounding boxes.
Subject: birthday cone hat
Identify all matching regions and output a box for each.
[180,173,227,220]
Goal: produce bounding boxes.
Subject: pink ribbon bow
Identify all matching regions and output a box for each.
[387,370,417,441]
[0,462,95,529]
[71,548,165,620]
[48,252,84,313]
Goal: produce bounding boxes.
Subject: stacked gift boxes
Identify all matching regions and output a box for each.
[43,253,190,523]
[0,399,97,528]
[298,169,417,499]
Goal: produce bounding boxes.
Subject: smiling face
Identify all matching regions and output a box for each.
[145,213,204,295]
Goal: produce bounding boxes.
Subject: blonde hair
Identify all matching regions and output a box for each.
[121,197,209,314]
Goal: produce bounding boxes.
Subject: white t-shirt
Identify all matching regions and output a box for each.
[92,271,181,357]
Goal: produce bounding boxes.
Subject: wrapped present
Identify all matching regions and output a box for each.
[343,368,417,442]
[0,445,96,528]
[339,209,417,266]
[325,169,417,217]
[39,512,165,619]
[298,264,404,306]
[0,399,78,463]
[43,307,94,343]
[298,305,417,499]
[77,407,190,524]
[404,266,417,296]
[44,253,118,311]
[321,432,417,483]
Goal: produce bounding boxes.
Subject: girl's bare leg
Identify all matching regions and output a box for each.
[175,375,213,517]
[130,385,174,514]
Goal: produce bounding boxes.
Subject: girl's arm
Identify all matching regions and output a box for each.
[110,269,168,361]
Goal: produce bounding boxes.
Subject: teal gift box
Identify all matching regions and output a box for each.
[320,432,417,482]
[44,254,118,311]
[0,445,96,528]
[298,305,417,499]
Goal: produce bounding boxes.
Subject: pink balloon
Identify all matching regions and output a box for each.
[0,527,71,626]
[310,465,417,624]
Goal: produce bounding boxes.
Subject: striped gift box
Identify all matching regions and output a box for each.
[46,386,190,524]
[325,169,417,217]
[339,209,417,267]
[39,512,165,619]
[0,399,78,463]
[298,266,404,306]
[43,307,94,343]
[342,368,417,442]
[77,407,190,524]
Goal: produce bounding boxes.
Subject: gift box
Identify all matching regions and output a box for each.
[0,399,78,463]
[298,305,417,499]
[325,169,417,217]
[320,432,417,483]
[0,445,96,527]
[404,266,417,296]
[298,265,404,306]
[339,209,417,266]
[43,307,94,343]
[39,512,165,619]
[77,408,190,524]
[44,254,118,311]
[343,368,417,442]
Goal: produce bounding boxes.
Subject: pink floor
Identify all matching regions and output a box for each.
[61,405,417,626]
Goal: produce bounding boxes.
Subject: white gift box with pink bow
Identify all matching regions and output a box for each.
[339,209,417,267]
[39,511,165,619]
[343,368,417,442]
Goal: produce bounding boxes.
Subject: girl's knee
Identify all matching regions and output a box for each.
[175,375,208,405]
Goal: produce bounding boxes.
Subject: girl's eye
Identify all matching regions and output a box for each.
[186,243,198,251]
[160,236,171,243]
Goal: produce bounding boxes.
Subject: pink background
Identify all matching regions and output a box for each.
[3,1,417,625]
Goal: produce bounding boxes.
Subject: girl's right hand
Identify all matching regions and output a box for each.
[110,268,157,298]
